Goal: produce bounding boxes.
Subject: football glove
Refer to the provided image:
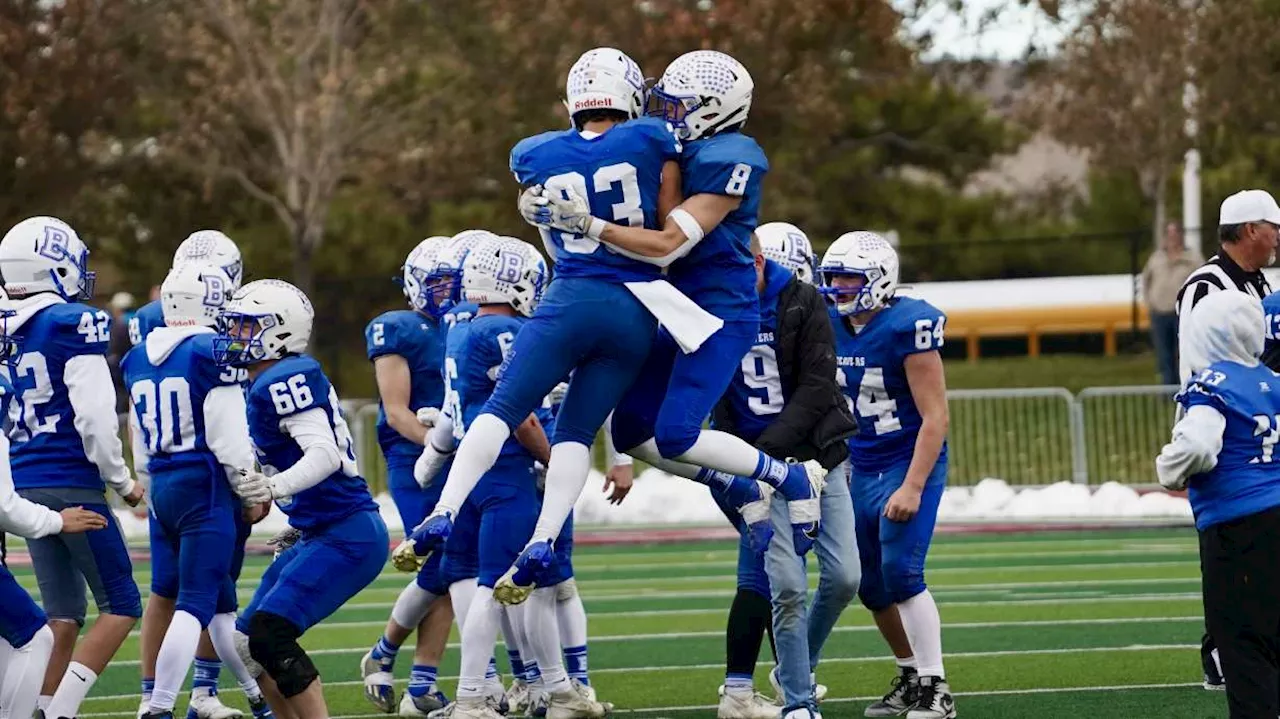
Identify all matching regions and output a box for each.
[518,185,603,238]
[267,526,303,561]
[233,469,273,507]
[416,407,441,427]
[547,382,569,406]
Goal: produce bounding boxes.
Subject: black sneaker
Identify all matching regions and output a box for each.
[1203,644,1226,691]
[906,676,956,719]
[864,667,919,717]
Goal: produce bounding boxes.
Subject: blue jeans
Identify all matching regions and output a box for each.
[1150,311,1179,385]
[764,462,860,709]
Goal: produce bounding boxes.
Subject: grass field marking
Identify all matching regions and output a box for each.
[93,617,1208,670]
[81,642,1202,707]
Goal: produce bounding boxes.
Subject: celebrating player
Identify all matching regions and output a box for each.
[0,216,145,718]
[820,232,955,719]
[215,280,390,718]
[359,235,459,716]
[124,263,271,719]
[131,229,248,719]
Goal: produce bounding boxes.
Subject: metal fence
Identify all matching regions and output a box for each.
[337,384,1183,493]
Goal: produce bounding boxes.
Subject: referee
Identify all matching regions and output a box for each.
[1175,188,1280,691]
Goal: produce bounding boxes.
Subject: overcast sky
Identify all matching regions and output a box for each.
[905,0,1069,60]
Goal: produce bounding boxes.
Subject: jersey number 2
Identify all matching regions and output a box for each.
[542,162,643,254]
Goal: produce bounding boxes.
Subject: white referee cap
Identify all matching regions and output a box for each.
[1219,189,1280,225]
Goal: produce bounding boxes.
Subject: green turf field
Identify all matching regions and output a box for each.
[30,527,1227,719]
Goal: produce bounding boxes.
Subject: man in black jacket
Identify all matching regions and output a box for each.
[703,224,859,718]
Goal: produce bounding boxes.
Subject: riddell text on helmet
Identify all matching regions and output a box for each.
[574,97,616,111]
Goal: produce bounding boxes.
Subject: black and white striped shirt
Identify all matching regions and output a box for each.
[1175,251,1273,382]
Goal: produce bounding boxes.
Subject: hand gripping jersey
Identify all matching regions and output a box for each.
[365,310,447,468]
[1178,360,1280,530]
[720,259,793,443]
[128,299,164,347]
[122,332,245,479]
[6,300,130,491]
[510,116,680,283]
[246,354,378,531]
[832,296,949,473]
[665,132,769,323]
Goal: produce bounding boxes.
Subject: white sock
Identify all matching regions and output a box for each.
[554,580,588,650]
[46,660,98,718]
[896,655,917,671]
[37,694,51,710]
[391,580,439,630]
[152,611,202,711]
[675,430,773,478]
[898,590,945,678]
[437,414,510,515]
[208,612,263,702]
[525,587,569,692]
[622,439,706,480]
[457,587,502,700]
[530,443,591,543]
[505,604,536,665]
[0,626,53,719]
[450,578,479,632]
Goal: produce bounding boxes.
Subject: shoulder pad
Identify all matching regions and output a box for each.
[49,303,112,355]
[510,130,570,183]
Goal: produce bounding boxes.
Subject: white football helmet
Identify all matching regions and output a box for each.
[819,231,900,316]
[0,287,20,371]
[756,222,816,284]
[213,279,314,366]
[0,216,95,300]
[160,262,233,328]
[419,230,498,317]
[173,230,243,290]
[648,50,753,141]
[565,47,646,123]
[463,236,549,317]
[401,236,451,313]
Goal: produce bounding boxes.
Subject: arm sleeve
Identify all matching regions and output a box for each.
[601,412,632,467]
[0,430,62,538]
[65,354,134,496]
[203,385,255,479]
[755,286,841,458]
[1156,404,1226,488]
[268,408,341,497]
[128,405,151,491]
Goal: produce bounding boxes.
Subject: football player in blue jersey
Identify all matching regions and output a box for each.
[0,216,146,718]
[130,231,243,348]
[125,263,272,719]
[1158,291,1280,718]
[214,279,390,719]
[358,236,458,716]
[1260,290,1280,370]
[400,235,609,719]
[520,50,827,583]
[131,230,248,719]
[0,285,109,719]
[416,47,761,603]
[820,232,954,719]
[706,228,857,719]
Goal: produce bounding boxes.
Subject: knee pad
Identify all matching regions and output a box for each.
[654,423,699,460]
[391,580,438,629]
[554,577,578,603]
[248,612,318,697]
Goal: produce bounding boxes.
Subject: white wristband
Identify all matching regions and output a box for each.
[667,208,704,244]
[585,217,607,240]
[612,453,633,467]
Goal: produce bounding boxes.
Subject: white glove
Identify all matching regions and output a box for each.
[233,469,273,507]
[534,461,547,493]
[547,382,569,406]
[417,407,441,427]
[518,185,603,238]
[414,442,455,490]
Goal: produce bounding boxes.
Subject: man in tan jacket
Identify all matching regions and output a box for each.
[1143,221,1203,384]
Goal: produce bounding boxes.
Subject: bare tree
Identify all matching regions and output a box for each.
[155,0,432,295]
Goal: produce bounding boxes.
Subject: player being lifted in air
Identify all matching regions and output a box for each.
[820,233,955,719]
[408,48,776,599]
[519,50,826,598]
[214,280,390,719]
[130,230,250,719]
[0,286,109,719]
[0,216,145,719]
[124,263,272,719]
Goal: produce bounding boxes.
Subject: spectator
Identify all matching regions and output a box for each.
[1142,221,1202,384]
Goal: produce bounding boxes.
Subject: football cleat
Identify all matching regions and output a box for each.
[443,698,505,719]
[248,697,274,719]
[485,678,510,715]
[905,676,955,719]
[187,689,244,719]
[768,666,827,706]
[400,689,451,716]
[717,685,779,719]
[864,668,919,717]
[780,705,820,719]
[142,712,176,719]
[138,699,150,719]
[361,649,398,712]
[505,679,531,716]
[546,681,611,719]
[494,540,555,605]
